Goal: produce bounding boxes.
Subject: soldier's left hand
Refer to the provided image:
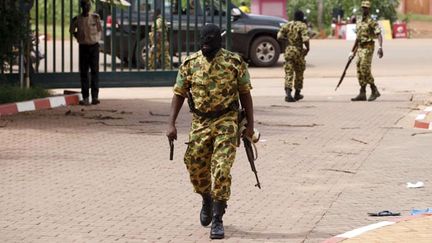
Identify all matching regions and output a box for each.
[377,47,383,58]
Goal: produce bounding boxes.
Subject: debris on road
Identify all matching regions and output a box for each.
[323,169,356,174]
[410,208,432,216]
[139,120,167,124]
[406,181,424,188]
[149,111,169,116]
[411,132,432,137]
[85,114,123,120]
[351,138,368,144]
[258,121,321,128]
[368,210,400,217]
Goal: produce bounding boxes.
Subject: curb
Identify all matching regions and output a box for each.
[0,93,82,117]
[322,213,432,243]
[414,106,432,129]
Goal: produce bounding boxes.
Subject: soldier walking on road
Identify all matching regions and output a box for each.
[277,10,310,102]
[149,9,171,70]
[350,0,383,101]
[166,24,255,239]
[70,0,102,105]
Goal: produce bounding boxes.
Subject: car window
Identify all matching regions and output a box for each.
[127,0,154,13]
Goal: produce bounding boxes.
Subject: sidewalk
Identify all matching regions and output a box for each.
[1,90,431,242]
[325,214,432,242]
[1,39,432,243]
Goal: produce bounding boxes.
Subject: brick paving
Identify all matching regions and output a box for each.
[1,89,431,242]
[2,39,432,243]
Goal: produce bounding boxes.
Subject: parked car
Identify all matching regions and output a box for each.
[99,0,287,67]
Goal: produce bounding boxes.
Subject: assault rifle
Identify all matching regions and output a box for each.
[239,110,261,189]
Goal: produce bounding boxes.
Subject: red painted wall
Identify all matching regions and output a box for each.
[251,0,288,19]
[401,0,432,15]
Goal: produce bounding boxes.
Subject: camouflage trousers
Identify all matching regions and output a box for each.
[149,33,171,70]
[184,111,238,202]
[356,45,375,86]
[284,46,306,90]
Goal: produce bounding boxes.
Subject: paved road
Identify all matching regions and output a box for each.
[1,39,432,242]
[25,39,432,78]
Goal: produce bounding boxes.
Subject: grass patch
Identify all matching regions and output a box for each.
[398,13,432,22]
[0,85,51,104]
[34,24,72,40]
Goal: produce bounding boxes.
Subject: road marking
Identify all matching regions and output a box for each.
[336,221,395,239]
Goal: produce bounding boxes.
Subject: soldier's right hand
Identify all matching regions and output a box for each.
[166,125,177,141]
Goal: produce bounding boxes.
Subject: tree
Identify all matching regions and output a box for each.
[287,0,400,31]
[0,0,29,79]
[317,0,324,30]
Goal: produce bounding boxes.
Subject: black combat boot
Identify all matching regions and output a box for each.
[285,88,296,102]
[351,86,367,101]
[368,84,381,101]
[294,89,304,101]
[210,200,226,239]
[200,193,212,227]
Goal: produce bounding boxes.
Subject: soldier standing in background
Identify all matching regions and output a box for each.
[70,0,102,105]
[350,0,383,101]
[149,9,171,70]
[277,10,310,103]
[166,24,255,239]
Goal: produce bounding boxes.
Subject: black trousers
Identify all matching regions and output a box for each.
[79,43,99,99]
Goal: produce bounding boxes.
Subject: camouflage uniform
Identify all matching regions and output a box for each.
[277,21,309,90]
[173,48,252,201]
[355,16,381,86]
[149,15,170,70]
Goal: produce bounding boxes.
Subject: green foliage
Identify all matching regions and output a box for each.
[32,0,81,27]
[399,13,432,23]
[232,0,251,7]
[0,85,51,104]
[287,0,400,28]
[0,0,29,74]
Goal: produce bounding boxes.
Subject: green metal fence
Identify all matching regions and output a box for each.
[4,0,232,88]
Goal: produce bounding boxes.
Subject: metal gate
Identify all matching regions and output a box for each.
[4,0,232,88]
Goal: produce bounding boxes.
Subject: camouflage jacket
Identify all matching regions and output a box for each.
[174,48,252,114]
[277,21,309,49]
[356,16,381,44]
[152,15,166,33]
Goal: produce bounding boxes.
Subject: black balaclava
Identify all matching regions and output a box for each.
[200,24,222,61]
[294,10,305,22]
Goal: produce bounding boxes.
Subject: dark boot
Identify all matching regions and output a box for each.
[210,200,226,239]
[91,98,100,105]
[294,89,304,101]
[200,193,212,227]
[285,88,296,102]
[79,97,90,106]
[351,86,367,101]
[368,84,381,101]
